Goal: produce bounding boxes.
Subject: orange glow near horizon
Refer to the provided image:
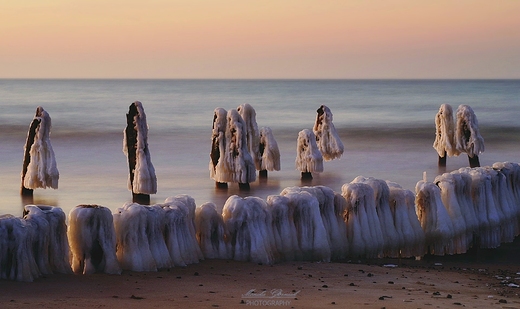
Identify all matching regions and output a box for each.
[1,0,519,78]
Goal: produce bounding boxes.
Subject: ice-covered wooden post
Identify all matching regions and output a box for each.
[455,105,484,168]
[20,106,59,197]
[226,109,256,190]
[313,105,344,161]
[237,103,261,170]
[258,126,281,179]
[124,101,157,204]
[209,107,229,189]
[296,129,323,180]
[433,103,459,167]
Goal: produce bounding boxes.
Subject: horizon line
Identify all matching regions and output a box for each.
[1,77,519,81]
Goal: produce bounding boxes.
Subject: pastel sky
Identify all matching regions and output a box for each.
[1,0,519,79]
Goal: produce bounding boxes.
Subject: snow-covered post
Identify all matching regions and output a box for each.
[209,107,229,189]
[20,106,59,197]
[313,105,344,161]
[226,109,256,190]
[258,126,281,179]
[124,101,157,204]
[455,105,484,168]
[237,103,260,170]
[296,129,323,180]
[433,104,459,167]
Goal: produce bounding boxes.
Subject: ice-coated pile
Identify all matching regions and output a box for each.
[22,106,59,190]
[433,103,459,158]
[295,129,323,174]
[259,126,281,172]
[455,104,485,158]
[123,101,157,195]
[313,105,344,161]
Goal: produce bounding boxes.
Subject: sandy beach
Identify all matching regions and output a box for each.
[2,238,520,309]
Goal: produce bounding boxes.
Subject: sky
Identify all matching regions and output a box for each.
[1,0,519,79]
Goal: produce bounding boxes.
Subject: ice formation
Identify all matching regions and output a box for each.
[225,109,257,184]
[415,180,455,255]
[22,106,59,190]
[5,161,520,281]
[24,205,71,274]
[433,103,459,158]
[455,105,485,159]
[313,105,344,161]
[68,205,121,275]
[341,182,384,258]
[283,186,348,260]
[160,197,203,267]
[295,129,323,174]
[113,203,157,271]
[237,103,261,170]
[352,176,402,258]
[195,202,231,259]
[386,182,425,258]
[222,195,277,264]
[164,195,204,262]
[0,215,40,282]
[209,107,230,183]
[265,195,299,261]
[280,189,331,262]
[434,174,471,254]
[258,126,281,172]
[123,101,157,195]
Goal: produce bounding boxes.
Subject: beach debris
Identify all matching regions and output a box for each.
[295,129,323,180]
[123,101,157,204]
[21,106,59,196]
[313,105,344,161]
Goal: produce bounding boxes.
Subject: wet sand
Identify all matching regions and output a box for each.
[2,239,520,309]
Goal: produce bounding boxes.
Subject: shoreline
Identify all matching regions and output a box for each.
[2,239,520,308]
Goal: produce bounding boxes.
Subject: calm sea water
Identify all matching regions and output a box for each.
[1,79,519,217]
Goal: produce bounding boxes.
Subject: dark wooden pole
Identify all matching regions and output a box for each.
[301,172,313,181]
[21,118,41,196]
[438,150,447,167]
[125,103,150,205]
[468,155,480,168]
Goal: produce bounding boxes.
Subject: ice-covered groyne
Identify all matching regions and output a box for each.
[2,161,520,281]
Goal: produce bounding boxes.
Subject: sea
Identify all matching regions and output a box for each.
[1,79,519,218]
